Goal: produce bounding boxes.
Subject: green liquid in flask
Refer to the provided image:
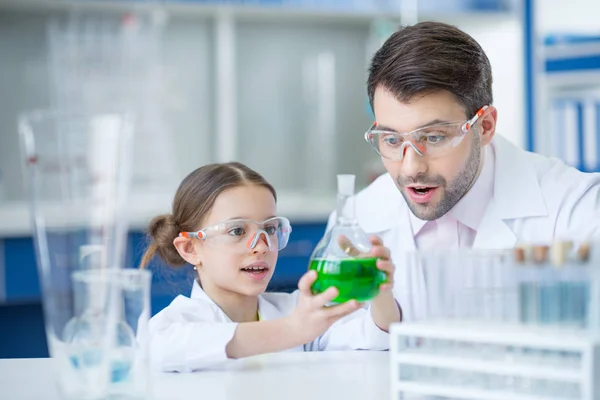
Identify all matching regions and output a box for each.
[309,257,387,303]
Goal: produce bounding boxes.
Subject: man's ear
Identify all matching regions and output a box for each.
[480,106,497,146]
[173,237,202,265]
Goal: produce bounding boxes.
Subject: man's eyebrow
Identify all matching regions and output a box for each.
[375,119,452,132]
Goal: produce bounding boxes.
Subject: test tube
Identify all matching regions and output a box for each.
[557,241,590,328]
[504,252,520,323]
[577,242,590,263]
[576,242,591,328]
[533,245,550,325]
[584,243,600,330]
[515,246,530,324]
[551,241,571,325]
[574,251,590,329]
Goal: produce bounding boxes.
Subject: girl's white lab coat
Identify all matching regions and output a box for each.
[328,135,600,322]
[148,280,389,372]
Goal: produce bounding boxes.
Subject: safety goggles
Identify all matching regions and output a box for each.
[179,216,292,253]
[364,105,489,161]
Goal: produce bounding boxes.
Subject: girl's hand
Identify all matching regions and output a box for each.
[287,270,362,344]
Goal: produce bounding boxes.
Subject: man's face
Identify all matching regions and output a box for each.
[372,87,483,221]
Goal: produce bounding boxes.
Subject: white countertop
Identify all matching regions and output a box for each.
[0,191,337,238]
[0,351,390,400]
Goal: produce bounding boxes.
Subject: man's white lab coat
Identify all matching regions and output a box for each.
[328,135,600,321]
[148,280,389,372]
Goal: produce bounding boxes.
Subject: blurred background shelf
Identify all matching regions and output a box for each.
[0,191,336,237]
[531,33,600,172]
[0,0,515,19]
[0,0,522,234]
[0,0,522,358]
[0,0,528,359]
[544,35,600,83]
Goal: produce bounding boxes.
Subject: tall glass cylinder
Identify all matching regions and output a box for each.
[19,110,134,399]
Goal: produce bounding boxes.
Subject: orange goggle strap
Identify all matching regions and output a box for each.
[178,231,206,239]
[461,105,489,133]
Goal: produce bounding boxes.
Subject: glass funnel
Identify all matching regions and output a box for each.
[308,174,387,303]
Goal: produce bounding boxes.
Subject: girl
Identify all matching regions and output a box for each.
[140,162,401,372]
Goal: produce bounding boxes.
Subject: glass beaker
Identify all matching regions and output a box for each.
[19,110,134,399]
[308,174,387,303]
[71,269,152,399]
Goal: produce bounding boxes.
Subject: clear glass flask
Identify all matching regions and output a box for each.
[308,174,387,303]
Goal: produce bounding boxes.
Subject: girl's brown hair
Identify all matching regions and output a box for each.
[139,162,276,269]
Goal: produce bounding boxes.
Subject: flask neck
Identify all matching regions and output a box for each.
[335,193,356,226]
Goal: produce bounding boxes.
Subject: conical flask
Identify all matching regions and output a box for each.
[308,174,387,303]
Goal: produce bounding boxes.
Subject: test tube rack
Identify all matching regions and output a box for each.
[390,320,600,400]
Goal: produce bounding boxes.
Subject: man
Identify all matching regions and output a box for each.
[328,21,600,321]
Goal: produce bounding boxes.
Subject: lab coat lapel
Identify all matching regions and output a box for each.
[355,178,423,320]
[472,136,548,249]
[396,206,417,253]
[472,198,517,249]
[257,295,281,321]
[356,173,417,252]
[193,280,282,324]
[490,136,548,220]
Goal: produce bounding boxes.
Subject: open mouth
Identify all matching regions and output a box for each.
[241,266,269,273]
[240,262,270,280]
[406,186,438,204]
[411,187,432,194]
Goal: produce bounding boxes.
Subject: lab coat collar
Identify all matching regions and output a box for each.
[190,279,280,321]
[190,279,207,300]
[355,173,404,233]
[490,135,547,220]
[356,135,548,247]
[449,144,495,230]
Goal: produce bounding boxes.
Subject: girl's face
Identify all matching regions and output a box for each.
[193,185,279,297]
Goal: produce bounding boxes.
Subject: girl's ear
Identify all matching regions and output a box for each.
[173,237,202,265]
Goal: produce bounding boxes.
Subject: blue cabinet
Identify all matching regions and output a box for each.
[0,221,327,358]
[4,238,39,302]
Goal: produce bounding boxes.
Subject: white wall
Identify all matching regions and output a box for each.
[453,0,600,151]
[460,17,525,149]
[538,0,600,34]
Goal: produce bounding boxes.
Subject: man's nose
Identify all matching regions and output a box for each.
[400,143,428,177]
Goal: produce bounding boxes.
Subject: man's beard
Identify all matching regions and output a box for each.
[397,133,482,221]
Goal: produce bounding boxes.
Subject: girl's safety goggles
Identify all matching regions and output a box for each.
[179,216,292,253]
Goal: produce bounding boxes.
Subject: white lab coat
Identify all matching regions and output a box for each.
[148,280,389,372]
[328,135,600,322]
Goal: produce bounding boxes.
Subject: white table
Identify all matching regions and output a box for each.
[0,351,390,400]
